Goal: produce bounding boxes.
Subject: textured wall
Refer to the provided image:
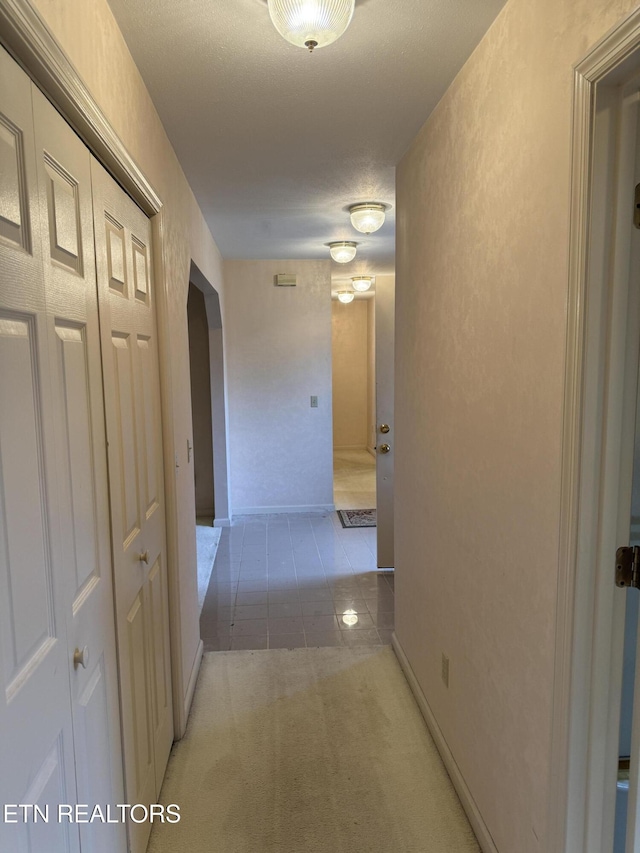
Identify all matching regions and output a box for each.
[225,260,334,513]
[332,299,369,448]
[395,0,637,851]
[30,0,225,715]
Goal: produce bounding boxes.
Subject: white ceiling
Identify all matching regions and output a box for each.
[107,0,506,287]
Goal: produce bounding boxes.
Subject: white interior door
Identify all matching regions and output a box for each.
[375,274,395,568]
[31,85,126,853]
[0,46,80,853]
[0,45,124,853]
[91,158,173,853]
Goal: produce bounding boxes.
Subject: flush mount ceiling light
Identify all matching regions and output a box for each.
[267,0,355,52]
[327,241,357,263]
[351,276,373,292]
[348,203,387,234]
[337,291,355,304]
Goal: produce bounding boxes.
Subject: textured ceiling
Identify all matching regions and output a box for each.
[107,0,506,286]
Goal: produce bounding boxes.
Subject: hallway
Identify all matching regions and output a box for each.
[147,646,479,853]
[3,0,633,848]
[200,513,393,651]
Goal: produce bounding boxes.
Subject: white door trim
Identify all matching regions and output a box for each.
[552,7,640,851]
[0,0,190,738]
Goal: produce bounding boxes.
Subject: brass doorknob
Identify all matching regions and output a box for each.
[379,424,390,434]
[138,550,149,564]
[379,443,391,454]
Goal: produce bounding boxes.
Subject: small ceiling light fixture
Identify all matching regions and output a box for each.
[351,275,373,292]
[337,291,355,304]
[328,241,357,263]
[267,0,355,52]
[349,202,387,234]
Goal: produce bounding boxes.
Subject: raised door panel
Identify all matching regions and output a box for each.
[0,114,30,250]
[0,315,55,686]
[136,336,159,519]
[44,156,82,273]
[122,591,156,853]
[112,331,142,546]
[126,593,155,796]
[54,323,100,598]
[73,657,123,853]
[5,736,76,853]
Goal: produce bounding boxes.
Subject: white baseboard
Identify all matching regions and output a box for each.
[179,639,203,739]
[213,517,231,527]
[391,633,499,853]
[233,504,335,515]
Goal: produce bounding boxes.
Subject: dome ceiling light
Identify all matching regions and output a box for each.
[351,276,373,292]
[267,0,355,53]
[348,202,387,234]
[327,241,358,263]
[337,291,355,304]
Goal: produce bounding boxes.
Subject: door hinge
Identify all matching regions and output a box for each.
[616,546,640,588]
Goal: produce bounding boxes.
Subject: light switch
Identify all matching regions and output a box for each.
[310,396,318,408]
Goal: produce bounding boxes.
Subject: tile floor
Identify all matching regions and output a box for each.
[333,448,376,510]
[200,512,394,651]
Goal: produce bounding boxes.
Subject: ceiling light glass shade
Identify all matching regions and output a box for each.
[328,241,357,263]
[349,203,386,234]
[267,0,355,52]
[351,276,373,292]
[337,291,355,303]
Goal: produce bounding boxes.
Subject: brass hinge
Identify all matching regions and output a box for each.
[616,546,640,588]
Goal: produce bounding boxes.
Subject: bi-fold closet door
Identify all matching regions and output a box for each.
[0,45,172,853]
[91,152,173,853]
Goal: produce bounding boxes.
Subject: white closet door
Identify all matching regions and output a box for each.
[0,48,80,853]
[91,158,173,853]
[31,86,126,853]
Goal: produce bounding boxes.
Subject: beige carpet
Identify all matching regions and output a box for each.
[148,647,479,853]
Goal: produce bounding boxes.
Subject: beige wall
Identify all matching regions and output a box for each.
[367,298,376,454]
[225,260,334,513]
[30,0,225,723]
[332,299,369,448]
[395,0,638,851]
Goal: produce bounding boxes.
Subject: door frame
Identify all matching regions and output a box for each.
[0,0,190,737]
[189,260,231,526]
[551,7,640,851]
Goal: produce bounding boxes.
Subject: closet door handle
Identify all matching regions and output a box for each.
[73,646,89,670]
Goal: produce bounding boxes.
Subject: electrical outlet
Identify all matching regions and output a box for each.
[441,653,450,688]
[310,396,318,408]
